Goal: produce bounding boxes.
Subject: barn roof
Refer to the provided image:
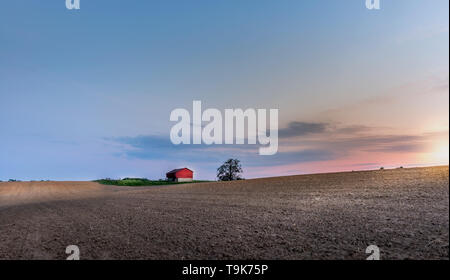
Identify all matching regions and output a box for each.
[166,168,193,174]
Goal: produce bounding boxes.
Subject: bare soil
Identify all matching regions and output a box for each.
[0,166,448,260]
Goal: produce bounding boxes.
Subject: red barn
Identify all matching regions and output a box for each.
[166,168,193,182]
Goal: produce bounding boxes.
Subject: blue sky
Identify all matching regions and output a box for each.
[0,0,448,180]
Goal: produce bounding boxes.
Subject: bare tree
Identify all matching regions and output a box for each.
[217,159,243,181]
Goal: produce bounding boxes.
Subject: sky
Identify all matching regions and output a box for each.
[0,0,448,180]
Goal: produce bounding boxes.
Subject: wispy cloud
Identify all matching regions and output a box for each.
[110,134,334,166]
[108,120,448,178]
[278,122,327,138]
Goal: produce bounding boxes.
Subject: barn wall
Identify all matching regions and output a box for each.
[176,178,193,182]
[175,169,193,178]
